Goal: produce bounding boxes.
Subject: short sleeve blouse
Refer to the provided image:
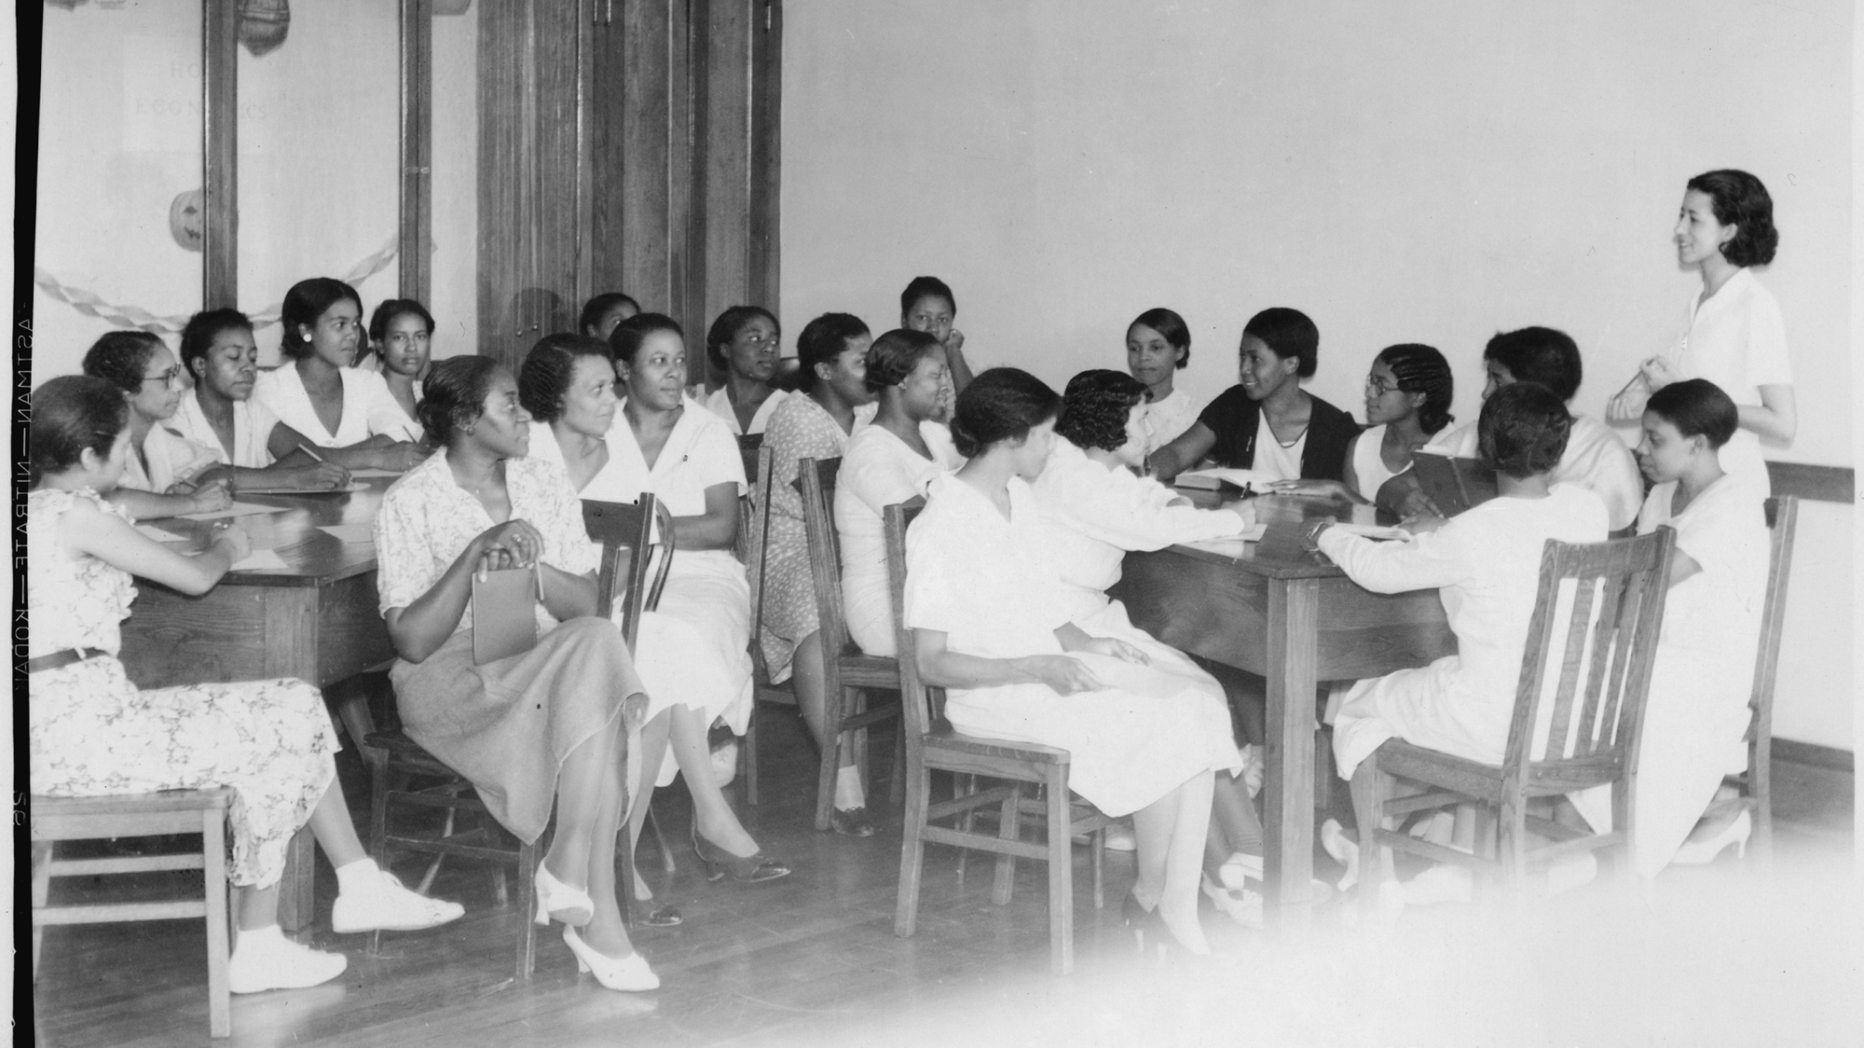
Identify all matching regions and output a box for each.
[702,386,789,437]
[904,474,1070,659]
[170,393,279,468]
[589,397,748,512]
[253,365,420,447]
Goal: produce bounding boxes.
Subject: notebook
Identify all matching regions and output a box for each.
[1408,449,1498,517]
[471,566,539,665]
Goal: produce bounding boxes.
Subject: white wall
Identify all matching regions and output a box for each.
[782,0,1858,749]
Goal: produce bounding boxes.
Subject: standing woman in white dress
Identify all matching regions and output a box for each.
[1611,169,1795,503]
[366,298,434,429]
[600,314,792,883]
[700,305,789,436]
[1117,308,1204,470]
[905,367,1241,955]
[1573,379,1769,873]
[835,329,961,659]
[251,277,426,469]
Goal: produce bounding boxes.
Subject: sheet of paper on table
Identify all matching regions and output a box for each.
[318,523,376,544]
[1176,467,1277,493]
[230,548,292,572]
[176,501,289,522]
[348,469,404,479]
[1181,522,1269,556]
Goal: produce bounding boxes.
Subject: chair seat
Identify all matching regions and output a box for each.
[924,728,1072,766]
[834,647,899,684]
[33,789,234,821]
[1378,740,1627,801]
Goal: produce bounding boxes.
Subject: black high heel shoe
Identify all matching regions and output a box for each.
[690,824,791,884]
[1122,891,1165,955]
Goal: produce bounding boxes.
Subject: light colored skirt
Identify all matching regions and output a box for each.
[630,551,755,787]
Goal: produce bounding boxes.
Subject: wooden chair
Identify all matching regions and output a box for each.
[31,788,235,1038]
[885,500,1115,975]
[798,455,904,830]
[1726,496,1798,863]
[1350,528,1676,911]
[737,445,792,804]
[364,493,669,978]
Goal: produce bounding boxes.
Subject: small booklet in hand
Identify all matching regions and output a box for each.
[471,566,539,665]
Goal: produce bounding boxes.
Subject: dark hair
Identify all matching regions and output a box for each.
[704,305,779,372]
[794,313,871,392]
[279,277,363,360]
[1128,307,1192,369]
[610,312,686,369]
[30,375,131,484]
[1375,343,1455,434]
[900,276,956,318]
[1686,169,1778,268]
[1483,326,1583,402]
[179,308,255,379]
[1646,378,1739,450]
[949,367,1061,459]
[519,333,614,423]
[579,292,641,334]
[1056,369,1144,452]
[368,298,436,344]
[1241,307,1319,379]
[864,328,943,393]
[81,330,167,394]
[1477,382,1572,480]
[417,356,505,446]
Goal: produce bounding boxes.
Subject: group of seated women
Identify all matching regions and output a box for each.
[29,168,1795,989]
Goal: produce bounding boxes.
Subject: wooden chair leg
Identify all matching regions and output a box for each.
[279,827,316,932]
[955,774,975,887]
[31,841,52,978]
[1497,793,1529,886]
[516,838,538,980]
[1349,752,1389,923]
[815,686,848,832]
[889,723,906,807]
[1091,823,1105,911]
[991,784,1022,906]
[894,762,931,938]
[201,806,232,1038]
[1044,769,1074,976]
[743,713,761,806]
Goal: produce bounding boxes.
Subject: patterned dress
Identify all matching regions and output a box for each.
[28,488,337,888]
[757,394,862,682]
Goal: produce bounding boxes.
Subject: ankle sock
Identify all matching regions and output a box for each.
[334,857,382,896]
[834,765,866,810]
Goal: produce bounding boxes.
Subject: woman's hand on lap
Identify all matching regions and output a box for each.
[469,519,546,577]
[1019,655,1103,695]
[1078,637,1150,666]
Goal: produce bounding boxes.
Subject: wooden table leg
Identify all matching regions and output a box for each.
[1264,577,1319,930]
[278,827,317,932]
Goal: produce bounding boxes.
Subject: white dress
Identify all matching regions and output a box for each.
[1570,474,1767,875]
[564,400,755,783]
[527,416,749,787]
[1319,484,1610,778]
[1666,268,1793,502]
[253,364,420,447]
[170,393,280,468]
[1117,387,1204,469]
[122,424,221,493]
[1350,424,1406,501]
[835,420,963,657]
[1426,414,1642,532]
[702,385,789,437]
[904,474,1242,816]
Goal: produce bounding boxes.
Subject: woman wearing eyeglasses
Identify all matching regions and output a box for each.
[700,305,789,436]
[80,330,232,519]
[251,277,427,471]
[1266,344,1455,503]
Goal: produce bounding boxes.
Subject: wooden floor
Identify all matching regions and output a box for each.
[31,710,1859,1048]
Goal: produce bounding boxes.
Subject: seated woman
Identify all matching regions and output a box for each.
[754,313,883,836]
[1571,379,1768,873]
[1273,344,1455,503]
[1395,327,1641,532]
[80,330,231,519]
[373,356,658,991]
[170,308,353,491]
[579,292,641,342]
[905,367,1241,954]
[29,376,462,996]
[900,275,975,396]
[366,298,435,426]
[592,314,791,881]
[1032,369,1268,922]
[1148,307,1359,484]
[835,329,962,659]
[1309,383,1609,898]
[700,305,788,436]
[251,277,426,470]
[1117,308,1204,469]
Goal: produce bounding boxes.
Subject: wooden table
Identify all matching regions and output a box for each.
[119,477,399,930]
[1108,492,1457,929]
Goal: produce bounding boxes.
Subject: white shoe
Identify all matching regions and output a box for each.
[330,870,466,934]
[1401,863,1473,906]
[1218,852,1262,891]
[1320,818,1360,891]
[1104,822,1137,852]
[562,926,659,992]
[1200,874,1264,929]
[1671,809,1753,866]
[228,933,348,994]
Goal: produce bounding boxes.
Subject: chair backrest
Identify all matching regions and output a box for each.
[798,456,854,656]
[737,432,764,483]
[1746,496,1798,790]
[738,444,776,630]
[884,498,934,758]
[582,493,675,652]
[1501,527,1676,788]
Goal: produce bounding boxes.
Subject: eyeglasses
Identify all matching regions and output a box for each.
[143,367,185,387]
[1365,375,1401,396]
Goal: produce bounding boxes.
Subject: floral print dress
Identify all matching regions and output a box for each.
[756,394,863,682]
[28,488,337,888]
